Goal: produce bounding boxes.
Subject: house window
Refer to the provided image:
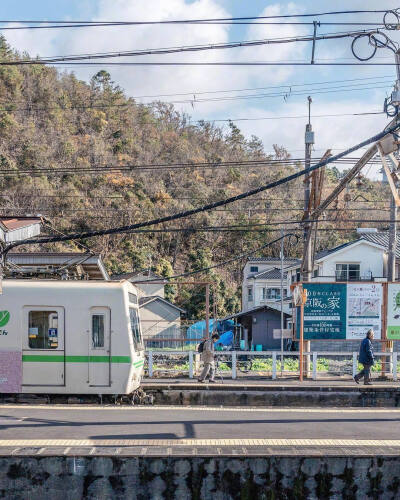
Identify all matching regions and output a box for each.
[247,287,253,302]
[28,310,58,349]
[296,268,301,282]
[262,287,267,300]
[336,263,360,281]
[313,268,319,278]
[266,288,288,300]
[250,266,259,273]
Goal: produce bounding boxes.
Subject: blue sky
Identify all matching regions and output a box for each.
[0,0,399,173]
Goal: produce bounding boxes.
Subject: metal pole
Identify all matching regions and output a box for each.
[205,283,210,338]
[388,176,398,283]
[299,296,304,382]
[280,228,284,374]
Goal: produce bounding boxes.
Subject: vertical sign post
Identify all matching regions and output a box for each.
[299,294,305,381]
[293,285,308,382]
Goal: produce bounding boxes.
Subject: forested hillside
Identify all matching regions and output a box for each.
[0,37,390,318]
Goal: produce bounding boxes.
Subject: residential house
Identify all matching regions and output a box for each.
[245,229,400,352]
[242,257,300,312]
[111,270,185,347]
[287,230,392,285]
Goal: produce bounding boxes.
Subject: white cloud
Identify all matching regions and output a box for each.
[2,0,397,179]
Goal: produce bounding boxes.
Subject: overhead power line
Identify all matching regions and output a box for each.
[0,29,387,66]
[130,233,299,282]
[4,121,400,255]
[0,10,389,26]
[49,61,400,67]
[0,21,390,29]
[0,155,385,177]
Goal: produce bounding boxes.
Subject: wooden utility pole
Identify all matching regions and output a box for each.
[302,96,314,283]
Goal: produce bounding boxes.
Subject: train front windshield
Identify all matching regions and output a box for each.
[129,308,143,351]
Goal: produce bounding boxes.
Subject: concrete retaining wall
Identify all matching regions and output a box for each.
[146,386,400,407]
[0,455,399,499]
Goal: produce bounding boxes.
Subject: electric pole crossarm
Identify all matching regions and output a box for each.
[308,143,378,221]
[378,144,400,206]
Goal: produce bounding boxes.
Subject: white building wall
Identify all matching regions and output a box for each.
[319,242,384,280]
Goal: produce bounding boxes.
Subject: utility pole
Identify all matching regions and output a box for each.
[301,96,314,378]
[302,96,314,283]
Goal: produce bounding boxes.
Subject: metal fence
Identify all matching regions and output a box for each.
[142,324,209,350]
[144,350,399,381]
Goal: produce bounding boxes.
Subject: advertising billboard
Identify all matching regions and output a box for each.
[387,283,400,340]
[346,283,382,340]
[297,283,382,340]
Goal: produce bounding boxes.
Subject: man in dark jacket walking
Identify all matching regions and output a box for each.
[354,329,374,385]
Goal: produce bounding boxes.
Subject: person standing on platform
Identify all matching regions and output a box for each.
[198,333,220,383]
[354,329,374,386]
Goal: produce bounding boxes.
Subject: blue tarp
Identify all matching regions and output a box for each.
[186,319,235,343]
[215,330,233,346]
[186,319,217,339]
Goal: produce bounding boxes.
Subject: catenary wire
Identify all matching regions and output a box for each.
[0,29,389,66]
[3,121,400,256]
[0,10,390,25]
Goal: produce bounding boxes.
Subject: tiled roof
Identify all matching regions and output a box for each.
[358,232,400,257]
[247,257,300,263]
[252,268,288,280]
[223,303,291,320]
[139,295,185,313]
[314,233,393,261]
[315,240,358,260]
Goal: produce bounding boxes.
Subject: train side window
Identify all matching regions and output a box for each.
[28,311,58,349]
[129,308,143,350]
[92,314,105,348]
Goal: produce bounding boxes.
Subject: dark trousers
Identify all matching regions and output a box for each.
[356,363,372,383]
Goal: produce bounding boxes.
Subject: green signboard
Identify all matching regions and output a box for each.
[297,283,346,340]
[387,283,400,339]
[297,283,382,340]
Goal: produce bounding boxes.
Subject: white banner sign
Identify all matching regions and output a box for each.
[346,283,382,340]
[273,329,292,339]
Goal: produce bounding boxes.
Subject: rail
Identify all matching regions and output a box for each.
[144,351,399,381]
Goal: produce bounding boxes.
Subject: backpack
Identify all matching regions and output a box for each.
[197,340,205,353]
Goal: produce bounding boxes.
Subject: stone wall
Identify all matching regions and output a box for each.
[310,340,400,352]
[1,455,400,499]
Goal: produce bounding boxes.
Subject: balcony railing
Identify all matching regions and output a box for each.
[335,271,371,282]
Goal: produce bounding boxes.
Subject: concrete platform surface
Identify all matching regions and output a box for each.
[1,405,400,456]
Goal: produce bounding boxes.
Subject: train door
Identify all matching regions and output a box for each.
[22,306,65,386]
[88,307,111,387]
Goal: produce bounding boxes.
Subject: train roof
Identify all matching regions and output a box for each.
[1,278,139,292]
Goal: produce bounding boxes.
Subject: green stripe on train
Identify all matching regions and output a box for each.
[21,355,140,364]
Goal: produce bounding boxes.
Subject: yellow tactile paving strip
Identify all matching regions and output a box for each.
[2,405,400,412]
[1,439,400,447]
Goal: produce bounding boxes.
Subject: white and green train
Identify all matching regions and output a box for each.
[0,279,144,395]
